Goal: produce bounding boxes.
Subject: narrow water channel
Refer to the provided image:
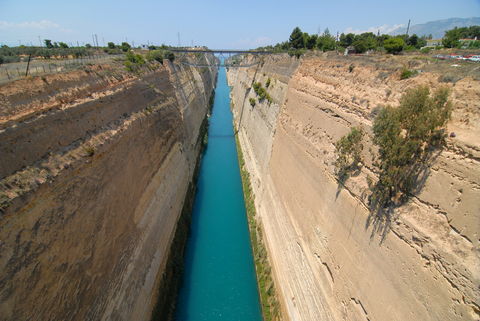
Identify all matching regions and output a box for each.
[174,68,262,320]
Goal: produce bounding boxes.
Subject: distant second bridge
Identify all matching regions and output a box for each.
[171,49,274,68]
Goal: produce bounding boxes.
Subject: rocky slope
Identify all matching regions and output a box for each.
[0,56,217,320]
[228,53,479,320]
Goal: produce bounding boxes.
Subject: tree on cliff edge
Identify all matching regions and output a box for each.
[289,27,304,49]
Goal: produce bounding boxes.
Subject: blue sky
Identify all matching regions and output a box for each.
[1,0,479,49]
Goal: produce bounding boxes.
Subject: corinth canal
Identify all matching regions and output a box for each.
[174,67,262,320]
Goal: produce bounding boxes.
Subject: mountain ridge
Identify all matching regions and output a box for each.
[388,17,480,39]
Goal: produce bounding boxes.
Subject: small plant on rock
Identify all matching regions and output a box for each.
[334,126,365,180]
[85,147,94,156]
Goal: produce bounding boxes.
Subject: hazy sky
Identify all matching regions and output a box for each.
[1,0,479,49]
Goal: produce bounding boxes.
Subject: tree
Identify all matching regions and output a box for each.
[305,34,317,50]
[85,43,92,49]
[352,40,366,53]
[334,126,365,179]
[108,42,115,49]
[59,42,69,49]
[467,25,480,39]
[121,42,131,52]
[289,27,304,49]
[383,37,404,54]
[369,85,452,212]
[338,33,355,48]
[407,34,419,48]
[44,39,53,48]
[317,29,336,51]
[164,50,175,62]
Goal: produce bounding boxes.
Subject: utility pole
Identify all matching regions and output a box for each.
[402,19,411,54]
[92,35,96,48]
[178,32,181,47]
[95,34,99,48]
[336,31,339,53]
[376,30,380,53]
[38,36,42,47]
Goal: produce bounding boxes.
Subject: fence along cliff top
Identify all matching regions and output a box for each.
[171,49,274,68]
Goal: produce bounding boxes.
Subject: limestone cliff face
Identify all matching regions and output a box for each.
[0,58,217,320]
[228,54,479,320]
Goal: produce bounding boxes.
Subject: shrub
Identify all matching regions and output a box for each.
[349,64,355,72]
[369,85,452,212]
[134,54,145,65]
[85,147,94,156]
[334,126,365,179]
[146,50,163,63]
[126,51,135,62]
[265,77,271,88]
[421,47,430,54]
[164,50,175,62]
[252,82,273,103]
[400,66,418,80]
[288,48,304,58]
[125,60,132,71]
[384,37,404,54]
[249,98,256,107]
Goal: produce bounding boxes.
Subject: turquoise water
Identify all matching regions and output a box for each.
[174,69,262,321]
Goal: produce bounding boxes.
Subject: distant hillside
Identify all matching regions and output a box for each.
[389,17,480,39]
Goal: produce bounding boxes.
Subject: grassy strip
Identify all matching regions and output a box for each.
[151,116,209,321]
[234,125,281,321]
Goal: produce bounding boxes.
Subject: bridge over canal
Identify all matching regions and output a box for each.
[171,49,274,68]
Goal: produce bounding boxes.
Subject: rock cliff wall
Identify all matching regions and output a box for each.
[228,54,479,320]
[0,57,217,320]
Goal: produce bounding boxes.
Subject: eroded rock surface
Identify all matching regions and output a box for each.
[0,58,217,320]
[228,53,479,320]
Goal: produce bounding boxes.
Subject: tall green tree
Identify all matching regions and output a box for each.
[338,33,355,48]
[442,27,462,48]
[305,34,318,50]
[384,37,404,54]
[370,85,451,211]
[352,40,366,53]
[317,32,336,51]
[44,39,53,48]
[289,27,304,49]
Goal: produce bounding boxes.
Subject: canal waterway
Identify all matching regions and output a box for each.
[174,68,262,320]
